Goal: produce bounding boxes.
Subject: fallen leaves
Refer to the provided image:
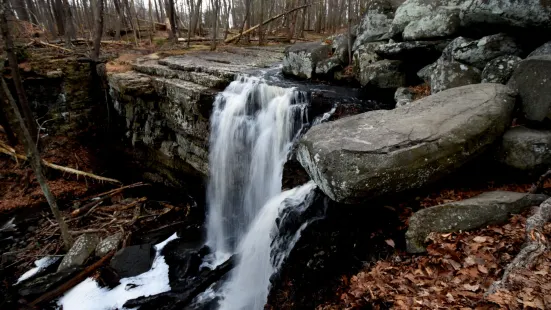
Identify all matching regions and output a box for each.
[321,214,551,309]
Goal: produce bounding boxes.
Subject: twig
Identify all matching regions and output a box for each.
[0,143,121,184]
[30,251,115,306]
[487,198,551,295]
[34,40,74,53]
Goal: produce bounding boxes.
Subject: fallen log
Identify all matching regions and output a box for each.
[0,142,121,184]
[124,255,236,310]
[30,251,115,306]
[224,4,311,44]
[71,183,147,217]
[487,198,551,295]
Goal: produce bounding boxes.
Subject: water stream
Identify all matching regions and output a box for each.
[205,75,324,309]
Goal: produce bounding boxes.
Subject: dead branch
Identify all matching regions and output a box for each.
[80,182,147,201]
[487,198,551,295]
[99,197,147,212]
[30,251,115,306]
[529,168,551,194]
[224,4,311,44]
[0,143,121,184]
[33,40,74,53]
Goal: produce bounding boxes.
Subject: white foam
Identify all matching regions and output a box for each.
[58,233,178,310]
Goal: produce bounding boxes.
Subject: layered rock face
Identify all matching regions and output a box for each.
[297,84,516,203]
[108,46,286,184]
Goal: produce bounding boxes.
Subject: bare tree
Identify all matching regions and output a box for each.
[210,0,219,50]
[0,0,73,249]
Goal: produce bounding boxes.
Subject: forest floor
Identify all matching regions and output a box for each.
[318,181,551,310]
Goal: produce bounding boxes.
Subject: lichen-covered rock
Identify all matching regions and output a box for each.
[451,33,522,69]
[58,234,100,271]
[374,40,449,60]
[441,36,471,60]
[417,62,436,82]
[297,84,515,203]
[481,55,522,84]
[282,42,332,79]
[327,33,352,64]
[402,9,460,41]
[430,57,481,93]
[391,0,551,39]
[460,0,551,31]
[352,0,395,50]
[406,191,548,253]
[95,233,123,258]
[353,42,383,75]
[315,56,343,77]
[528,41,551,58]
[357,59,406,88]
[507,55,551,122]
[389,0,461,38]
[394,87,413,107]
[497,126,551,171]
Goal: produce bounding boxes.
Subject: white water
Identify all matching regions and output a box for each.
[206,75,307,255]
[219,182,318,310]
[204,75,327,309]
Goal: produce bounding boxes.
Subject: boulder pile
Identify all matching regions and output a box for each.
[288,0,551,252]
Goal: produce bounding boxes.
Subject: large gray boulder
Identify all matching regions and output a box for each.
[460,0,551,31]
[406,191,548,253]
[507,56,551,122]
[327,33,352,64]
[374,40,448,60]
[402,9,460,41]
[430,57,481,93]
[352,0,395,50]
[451,33,522,69]
[497,126,551,171]
[353,42,383,74]
[391,0,551,39]
[528,41,551,58]
[315,57,343,77]
[58,234,100,271]
[357,59,406,88]
[282,42,332,79]
[481,55,522,84]
[297,83,516,203]
[389,0,462,38]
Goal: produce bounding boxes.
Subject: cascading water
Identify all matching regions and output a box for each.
[206,75,307,255]
[204,75,326,309]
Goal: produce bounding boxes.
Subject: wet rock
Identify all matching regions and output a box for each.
[430,57,481,93]
[315,57,343,77]
[352,0,395,50]
[394,87,413,107]
[96,267,121,289]
[110,244,155,278]
[451,33,522,69]
[406,191,549,253]
[481,55,522,84]
[95,233,123,258]
[297,84,516,203]
[497,126,551,171]
[374,40,449,60]
[357,59,406,88]
[507,55,551,122]
[161,238,205,289]
[402,9,460,41]
[282,42,332,79]
[19,266,81,296]
[57,234,100,272]
[528,41,551,58]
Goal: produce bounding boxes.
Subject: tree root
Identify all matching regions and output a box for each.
[0,143,121,184]
[487,198,551,295]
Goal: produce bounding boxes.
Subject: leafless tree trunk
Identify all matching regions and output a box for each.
[258,0,264,45]
[166,0,177,42]
[92,0,103,61]
[113,0,123,40]
[0,0,72,250]
[210,0,219,50]
[0,4,37,141]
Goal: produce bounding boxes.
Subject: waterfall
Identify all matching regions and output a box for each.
[206,75,307,255]
[204,75,326,309]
